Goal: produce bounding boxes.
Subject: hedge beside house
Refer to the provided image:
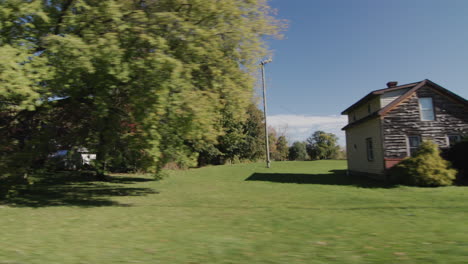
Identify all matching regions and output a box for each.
[388,141,457,187]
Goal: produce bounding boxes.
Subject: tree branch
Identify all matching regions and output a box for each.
[54,0,74,35]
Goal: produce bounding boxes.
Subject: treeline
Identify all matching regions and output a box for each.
[286,130,346,161]
[253,128,346,162]
[0,0,284,182]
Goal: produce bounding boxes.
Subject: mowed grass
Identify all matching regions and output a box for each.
[1,160,468,263]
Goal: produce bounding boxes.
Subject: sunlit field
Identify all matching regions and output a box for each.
[1,160,467,263]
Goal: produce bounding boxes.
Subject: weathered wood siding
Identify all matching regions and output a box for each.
[380,88,410,108]
[347,97,381,123]
[346,118,385,176]
[382,85,468,158]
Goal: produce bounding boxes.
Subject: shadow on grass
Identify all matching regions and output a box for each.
[246,170,395,188]
[2,172,158,208]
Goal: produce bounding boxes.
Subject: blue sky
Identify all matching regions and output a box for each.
[262,0,468,145]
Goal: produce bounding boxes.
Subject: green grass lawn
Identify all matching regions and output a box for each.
[1,160,467,263]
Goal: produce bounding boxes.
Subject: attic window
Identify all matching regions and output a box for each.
[367,104,371,114]
[419,97,435,121]
[353,113,356,121]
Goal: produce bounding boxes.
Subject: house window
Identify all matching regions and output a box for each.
[408,135,421,156]
[366,138,374,161]
[353,113,356,121]
[447,135,461,147]
[367,104,371,114]
[419,97,435,121]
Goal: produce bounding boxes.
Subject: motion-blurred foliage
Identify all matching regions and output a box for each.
[0,0,284,183]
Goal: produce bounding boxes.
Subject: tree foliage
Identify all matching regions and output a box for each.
[240,103,266,161]
[289,141,308,161]
[388,141,457,187]
[196,103,266,166]
[267,127,278,160]
[273,135,288,161]
[0,0,284,177]
[306,131,340,160]
[264,127,289,161]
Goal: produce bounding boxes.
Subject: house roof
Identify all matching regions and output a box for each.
[341,79,468,130]
[341,81,420,115]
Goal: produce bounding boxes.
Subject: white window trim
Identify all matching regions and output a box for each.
[419,97,435,121]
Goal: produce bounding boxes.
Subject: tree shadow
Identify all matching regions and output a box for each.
[2,172,158,208]
[245,170,396,188]
[36,171,155,185]
[107,176,155,184]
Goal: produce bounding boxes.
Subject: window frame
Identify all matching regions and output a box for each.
[418,97,435,121]
[407,135,421,156]
[366,137,374,161]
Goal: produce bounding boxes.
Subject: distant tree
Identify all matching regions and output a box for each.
[215,109,248,165]
[268,127,278,160]
[274,135,289,161]
[240,104,266,161]
[197,103,266,165]
[335,147,347,160]
[306,131,340,160]
[288,141,308,161]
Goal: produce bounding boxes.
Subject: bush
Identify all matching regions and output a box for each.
[288,141,308,161]
[388,141,457,187]
[445,138,468,179]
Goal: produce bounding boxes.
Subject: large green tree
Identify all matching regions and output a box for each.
[0,0,283,176]
[306,131,340,160]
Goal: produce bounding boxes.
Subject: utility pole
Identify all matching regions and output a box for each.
[260,59,272,168]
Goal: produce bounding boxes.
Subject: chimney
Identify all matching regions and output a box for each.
[386,81,398,88]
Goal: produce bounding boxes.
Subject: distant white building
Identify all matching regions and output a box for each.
[51,147,96,169]
[77,148,97,165]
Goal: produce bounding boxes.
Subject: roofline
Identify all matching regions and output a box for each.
[423,79,468,108]
[341,112,379,130]
[377,80,427,116]
[341,81,421,115]
[378,79,468,116]
[369,81,421,95]
[341,79,468,130]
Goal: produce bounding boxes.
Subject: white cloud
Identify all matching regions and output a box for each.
[267,114,347,146]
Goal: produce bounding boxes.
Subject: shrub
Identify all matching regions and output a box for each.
[388,141,457,187]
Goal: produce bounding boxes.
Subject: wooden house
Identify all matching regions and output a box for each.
[341,79,468,178]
